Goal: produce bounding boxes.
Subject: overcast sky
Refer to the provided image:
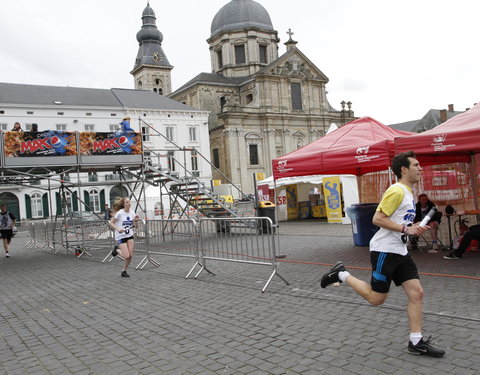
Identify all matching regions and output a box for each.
[1,0,478,124]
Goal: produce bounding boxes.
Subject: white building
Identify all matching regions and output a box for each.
[0,82,210,221]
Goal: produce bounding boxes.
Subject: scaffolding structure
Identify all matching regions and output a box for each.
[0,125,255,253]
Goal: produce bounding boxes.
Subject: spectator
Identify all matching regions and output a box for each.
[0,204,16,258]
[120,117,134,132]
[31,123,38,132]
[104,204,112,220]
[444,225,480,259]
[11,122,23,132]
[414,194,442,253]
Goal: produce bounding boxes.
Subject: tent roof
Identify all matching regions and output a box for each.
[394,102,480,164]
[272,117,413,179]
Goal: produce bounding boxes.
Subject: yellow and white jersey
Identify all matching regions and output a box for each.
[370,183,416,255]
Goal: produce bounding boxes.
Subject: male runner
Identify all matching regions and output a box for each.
[320,151,445,358]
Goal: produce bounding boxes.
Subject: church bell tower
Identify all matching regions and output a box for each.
[131,2,173,95]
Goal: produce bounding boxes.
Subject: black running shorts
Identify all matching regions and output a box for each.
[117,236,134,244]
[0,229,13,242]
[370,251,419,293]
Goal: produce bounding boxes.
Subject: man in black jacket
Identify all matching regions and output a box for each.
[414,194,442,253]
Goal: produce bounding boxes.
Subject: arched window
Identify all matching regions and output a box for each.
[89,189,100,213]
[31,193,43,218]
[138,80,142,89]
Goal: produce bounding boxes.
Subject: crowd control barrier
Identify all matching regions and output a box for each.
[197,217,289,292]
[134,219,199,275]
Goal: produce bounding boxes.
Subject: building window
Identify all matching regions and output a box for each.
[191,150,199,177]
[165,126,174,142]
[212,148,220,168]
[245,94,253,104]
[259,45,267,64]
[88,189,100,212]
[189,127,197,142]
[235,44,246,64]
[110,124,119,132]
[31,193,43,218]
[138,81,143,89]
[141,124,150,142]
[88,172,98,182]
[0,124,7,131]
[57,112,64,116]
[217,50,223,68]
[291,82,303,110]
[84,124,95,132]
[220,96,226,112]
[56,124,67,131]
[86,112,92,116]
[27,111,34,115]
[62,192,74,214]
[167,151,176,172]
[25,124,32,131]
[110,113,117,117]
[249,144,259,165]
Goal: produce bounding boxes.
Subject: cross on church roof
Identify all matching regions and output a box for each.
[287,28,294,40]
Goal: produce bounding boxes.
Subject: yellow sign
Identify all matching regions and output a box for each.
[322,176,343,223]
[286,184,298,220]
[255,172,265,181]
[212,180,222,186]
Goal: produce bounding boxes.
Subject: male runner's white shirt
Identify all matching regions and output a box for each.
[114,209,136,241]
[370,183,416,256]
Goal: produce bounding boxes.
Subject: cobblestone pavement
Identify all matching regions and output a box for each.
[1,221,479,375]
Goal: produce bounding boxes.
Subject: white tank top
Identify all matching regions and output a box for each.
[370,183,416,255]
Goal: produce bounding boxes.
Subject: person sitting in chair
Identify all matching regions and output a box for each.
[444,225,480,259]
[414,194,442,253]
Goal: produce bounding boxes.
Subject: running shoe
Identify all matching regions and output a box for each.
[443,252,460,260]
[5,253,10,258]
[121,271,130,278]
[320,261,346,288]
[407,337,445,358]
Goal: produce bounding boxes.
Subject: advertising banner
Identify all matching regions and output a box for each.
[4,131,77,157]
[79,131,142,155]
[286,184,298,220]
[323,176,343,223]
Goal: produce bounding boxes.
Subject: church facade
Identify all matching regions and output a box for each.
[132,0,356,194]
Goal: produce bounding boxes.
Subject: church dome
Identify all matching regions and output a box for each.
[210,0,274,38]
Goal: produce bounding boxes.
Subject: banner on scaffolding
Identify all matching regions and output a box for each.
[79,131,142,155]
[4,131,78,157]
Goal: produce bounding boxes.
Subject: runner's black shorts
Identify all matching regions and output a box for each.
[117,236,134,244]
[370,251,419,293]
[0,229,13,242]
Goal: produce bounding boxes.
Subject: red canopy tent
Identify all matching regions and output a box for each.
[395,102,480,210]
[272,117,414,179]
[394,102,480,164]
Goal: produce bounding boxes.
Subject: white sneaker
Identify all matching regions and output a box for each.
[5,253,10,258]
[428,249,439,254]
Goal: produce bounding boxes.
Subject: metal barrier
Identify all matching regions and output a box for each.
[51,219,113,257]
[197,217,289,292]
[135,219,199,275]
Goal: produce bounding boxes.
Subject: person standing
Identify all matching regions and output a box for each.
[108,197,138,277]
[11,122,23,132]
[0,204,16,258]
[103,204,112,220]
[320,151,445,358]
